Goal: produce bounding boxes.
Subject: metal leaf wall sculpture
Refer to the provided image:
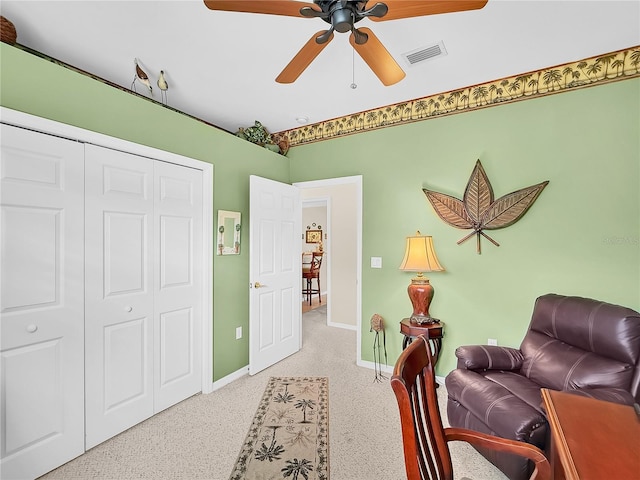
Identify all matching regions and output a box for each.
[423,160,549,253]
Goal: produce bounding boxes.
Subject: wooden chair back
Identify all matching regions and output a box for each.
[391,335,453,479]
[302,252,323,277]
[391,335,550,480]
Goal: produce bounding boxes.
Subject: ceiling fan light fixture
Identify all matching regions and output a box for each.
[331,7,354,33]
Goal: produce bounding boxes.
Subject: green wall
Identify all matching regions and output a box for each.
[3,43,639,381]
[0,44,290,381]
[289,79,640,376]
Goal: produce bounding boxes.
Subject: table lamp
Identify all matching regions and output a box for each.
[399,232,445,324]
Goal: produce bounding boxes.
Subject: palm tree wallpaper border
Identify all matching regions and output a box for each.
[277,46,640,146]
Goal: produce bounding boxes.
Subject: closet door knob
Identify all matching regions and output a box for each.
[26,324,38,333]
[125,306,133,313]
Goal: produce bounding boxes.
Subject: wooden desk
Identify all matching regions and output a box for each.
[541,388,640,480]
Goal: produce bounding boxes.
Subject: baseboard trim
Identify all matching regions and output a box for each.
[357,359,394,374]
[209,366,249,392]
[207,361,444,393]
[356,360,446,386]
[327,321,357,331]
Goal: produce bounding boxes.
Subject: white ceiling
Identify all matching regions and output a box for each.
[2,1,639,134]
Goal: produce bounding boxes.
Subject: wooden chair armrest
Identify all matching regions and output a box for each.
[444,427,551,480]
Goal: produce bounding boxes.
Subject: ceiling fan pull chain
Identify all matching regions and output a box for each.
[350,47,357,89]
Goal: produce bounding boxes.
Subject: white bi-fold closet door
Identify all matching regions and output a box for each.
[1,123,204,479]
[1,124,86,480]
[84,144,203,449]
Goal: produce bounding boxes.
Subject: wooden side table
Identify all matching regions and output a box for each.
[400,318,444,365]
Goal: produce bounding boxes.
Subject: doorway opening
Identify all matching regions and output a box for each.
[301,199,328,317]
[294,176,362,362]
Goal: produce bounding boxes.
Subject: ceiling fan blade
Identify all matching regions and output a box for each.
[349,27,405,86]
[276,31,335,84]
[203,0,317,17]
[365,0,488,21]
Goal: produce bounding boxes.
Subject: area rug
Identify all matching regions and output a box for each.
[229,376,329,480]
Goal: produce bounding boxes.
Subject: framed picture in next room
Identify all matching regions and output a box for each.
[305,229,322,243]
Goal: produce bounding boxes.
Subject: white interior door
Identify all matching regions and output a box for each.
[153,161,202,411]
[249,176,301,375]
[84,144,155,449]
[0,125,85,479]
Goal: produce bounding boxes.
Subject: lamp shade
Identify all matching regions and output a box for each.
[399,233,445,273]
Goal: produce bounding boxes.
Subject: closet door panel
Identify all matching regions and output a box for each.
[85,144,154,449]
[0,124,85,480]
[154,162,202,412]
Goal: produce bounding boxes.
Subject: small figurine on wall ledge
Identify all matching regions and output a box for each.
[157,70,169,105]
[235,121,289,156]
[1,16,17,44]
[423,159,548,254]
[132,58,153,96]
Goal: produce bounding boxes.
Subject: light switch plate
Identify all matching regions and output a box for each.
[371,257,382,268]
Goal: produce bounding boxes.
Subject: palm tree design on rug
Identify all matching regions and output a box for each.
[296,384,317,396]
[285,427,314,448]
[274,383,295,404]
[282,458,314,480]
[267,406,296,423]
[295,399,316,423]
[254,426,285,462]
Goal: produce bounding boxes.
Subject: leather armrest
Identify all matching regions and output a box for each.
[564,387,636,406]
[455,345,524,371]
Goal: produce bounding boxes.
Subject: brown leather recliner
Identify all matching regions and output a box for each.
[445,294,640,480]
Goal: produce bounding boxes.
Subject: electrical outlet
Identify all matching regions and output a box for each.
[488,338,498,346]
[370,257,382,268]
[236,327,242,340]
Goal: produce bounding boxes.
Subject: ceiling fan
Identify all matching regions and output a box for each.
[203,0,488,86]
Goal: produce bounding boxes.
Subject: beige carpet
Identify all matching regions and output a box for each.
[40,305,507,480]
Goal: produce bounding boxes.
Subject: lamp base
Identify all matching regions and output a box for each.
[407,276,439,325]
[410,315,440,325]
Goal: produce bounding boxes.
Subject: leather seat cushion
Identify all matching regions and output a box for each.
[447,401,541,480]
[482,371,545,413]
[446,369,547,442]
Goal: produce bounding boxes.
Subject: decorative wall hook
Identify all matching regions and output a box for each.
[423,160,548,254]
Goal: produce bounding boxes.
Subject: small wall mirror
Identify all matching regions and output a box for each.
[217,210,241,255]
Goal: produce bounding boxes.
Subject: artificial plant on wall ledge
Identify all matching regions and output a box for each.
[423,160,549,254]
[235,121,289,155]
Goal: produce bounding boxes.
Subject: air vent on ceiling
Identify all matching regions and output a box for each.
[402,41,448,67]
